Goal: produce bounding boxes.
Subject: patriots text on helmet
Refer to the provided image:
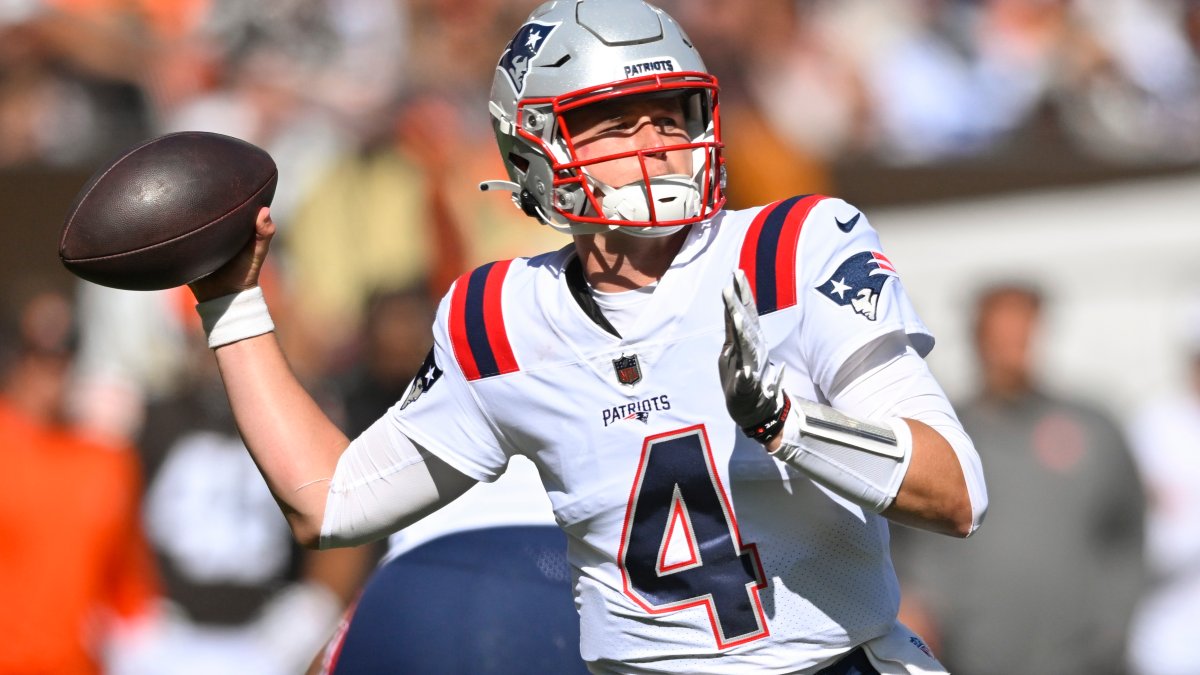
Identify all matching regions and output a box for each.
[623,59,678,78]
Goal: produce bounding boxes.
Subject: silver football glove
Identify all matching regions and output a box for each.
[719,270,788,441]
[719,272,911,511]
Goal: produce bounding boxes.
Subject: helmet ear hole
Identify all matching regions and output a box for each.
[508,153,530,173]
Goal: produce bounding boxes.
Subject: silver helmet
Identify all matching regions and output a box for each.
[482,0,725,237]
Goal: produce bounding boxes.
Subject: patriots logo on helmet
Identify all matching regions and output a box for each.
[498,21,559,95]
[816,251,898,321]
[400,349,443,410]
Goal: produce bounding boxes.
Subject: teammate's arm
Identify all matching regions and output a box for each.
[189,208,473,547]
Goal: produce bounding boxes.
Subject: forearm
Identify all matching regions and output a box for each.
[213,332,348,543]
[764,402,976,537]
[881,419,973,536]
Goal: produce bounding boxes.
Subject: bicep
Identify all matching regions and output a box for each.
[319,416,477,549]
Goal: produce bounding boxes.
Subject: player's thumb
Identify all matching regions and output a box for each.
[255,207,276,240]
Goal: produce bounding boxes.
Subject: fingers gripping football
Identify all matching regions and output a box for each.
[188,207,276,303]
[719,270,786,434]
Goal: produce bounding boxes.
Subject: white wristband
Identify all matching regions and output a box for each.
[195,287,275,348]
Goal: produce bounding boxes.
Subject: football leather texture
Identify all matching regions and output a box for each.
[59,131,277,291]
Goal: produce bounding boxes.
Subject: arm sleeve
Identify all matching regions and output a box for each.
[319,415,477,548]
[829,332,989,534]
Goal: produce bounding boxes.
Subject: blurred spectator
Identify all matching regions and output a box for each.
[334,283,438,439]
[284,91,562,360]
[893,282,1145,674]
[849,0,1069,164]
[0,288,160,675]
[120,326,377,675]
[68,283,191,443]
[0,1,158,166]
[158,0,411,224]
[4,0,1199,173]
[1060,0,1200,163]
[1124,307,1200,675]
[402,0,527,98]
[660,0,838,206]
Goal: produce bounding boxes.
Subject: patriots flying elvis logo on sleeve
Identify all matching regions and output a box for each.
[399,349,443,410]
[816,251,897,321]
[498,21,559,95]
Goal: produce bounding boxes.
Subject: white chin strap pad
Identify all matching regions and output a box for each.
[592,173,701,237]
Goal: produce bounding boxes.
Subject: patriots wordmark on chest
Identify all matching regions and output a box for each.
[613,354,642,386]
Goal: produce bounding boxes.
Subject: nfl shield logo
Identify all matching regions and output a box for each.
[613,354,641,386]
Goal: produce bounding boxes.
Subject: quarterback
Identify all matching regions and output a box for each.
[189,1,988,673]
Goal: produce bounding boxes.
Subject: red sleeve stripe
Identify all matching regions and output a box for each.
[448,260,519,381]
[738,194,825,314]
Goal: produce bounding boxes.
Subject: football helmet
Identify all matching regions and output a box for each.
[483,0,725,237]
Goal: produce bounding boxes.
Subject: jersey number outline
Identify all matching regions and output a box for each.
[617,424,770,649]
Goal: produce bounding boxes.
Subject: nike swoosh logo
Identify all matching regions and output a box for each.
[836,213,861,233]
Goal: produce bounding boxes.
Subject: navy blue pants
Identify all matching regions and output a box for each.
[327,526,588,674]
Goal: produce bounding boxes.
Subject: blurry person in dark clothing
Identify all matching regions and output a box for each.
[133,328,376,675]
[336,284,437,438]
[894,282,1145,675]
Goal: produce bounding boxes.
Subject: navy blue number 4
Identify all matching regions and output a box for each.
[617,425,769,648]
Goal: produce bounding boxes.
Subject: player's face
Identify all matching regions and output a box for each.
[564,95,693,189]
[975,291,1039,391]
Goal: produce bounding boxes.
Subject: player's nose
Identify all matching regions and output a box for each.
[632,118,673,154]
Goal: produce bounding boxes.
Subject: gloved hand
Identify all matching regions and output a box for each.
[719,270,788,443]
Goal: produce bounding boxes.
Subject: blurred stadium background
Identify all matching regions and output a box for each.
[3,0,1197,412]
[2,0,1198,672]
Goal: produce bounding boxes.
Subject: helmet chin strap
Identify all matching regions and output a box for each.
[480,172,705,238]
[587,173,701,238]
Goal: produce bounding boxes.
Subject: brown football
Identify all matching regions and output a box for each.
[59,131,277,291]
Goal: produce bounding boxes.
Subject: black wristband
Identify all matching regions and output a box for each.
[742,395,791,445]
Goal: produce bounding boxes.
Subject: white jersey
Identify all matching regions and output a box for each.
[391,195,934,673]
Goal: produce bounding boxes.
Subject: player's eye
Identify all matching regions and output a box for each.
[606,116,635,130]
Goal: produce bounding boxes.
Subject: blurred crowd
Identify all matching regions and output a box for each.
[2,0,1199,173]
[3,0,1200,673]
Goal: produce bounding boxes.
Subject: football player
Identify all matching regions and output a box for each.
[189,1,988,672]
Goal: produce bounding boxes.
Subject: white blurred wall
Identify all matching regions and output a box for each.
[871,170,1200,421]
